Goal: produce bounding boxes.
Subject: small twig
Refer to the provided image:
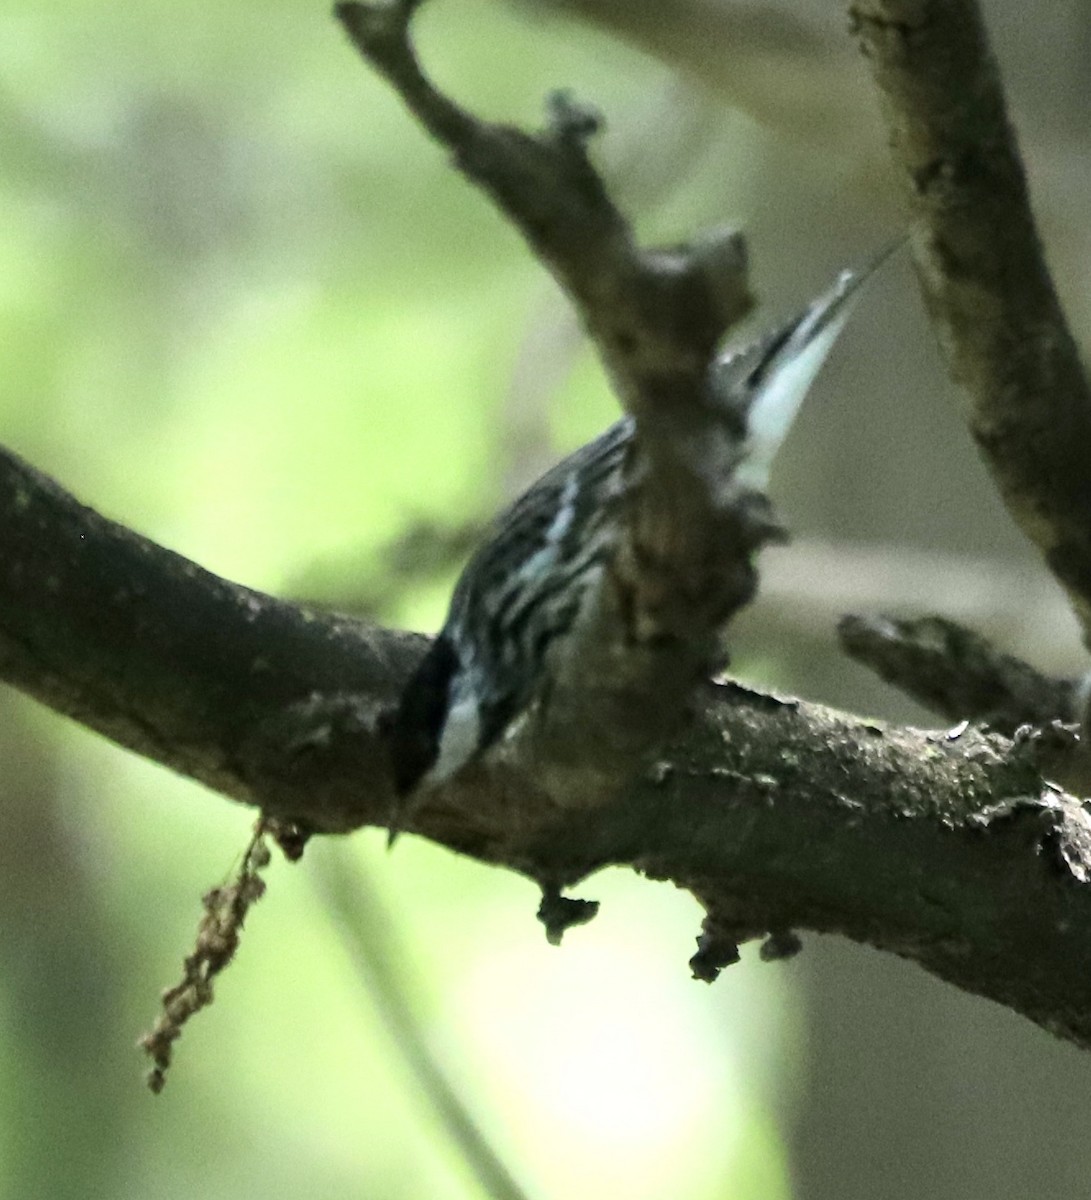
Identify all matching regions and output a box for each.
[743,539,1083,675]
[314,845,537,1200]
[138,816,284,1093]
[838,613,1075,735]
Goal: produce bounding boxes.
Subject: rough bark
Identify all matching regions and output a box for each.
[1,0,1090,1055]
[851,0,1091,643]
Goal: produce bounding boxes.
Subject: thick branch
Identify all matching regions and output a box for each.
[4,446,1091,1047]
[5,0,1091,1060]
[0,444,400,832]
[851,0,1091,644]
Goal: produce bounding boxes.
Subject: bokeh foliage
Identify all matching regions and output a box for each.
[0,3,796,1197]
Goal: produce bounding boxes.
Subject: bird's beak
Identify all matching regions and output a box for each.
[732,235,906,490]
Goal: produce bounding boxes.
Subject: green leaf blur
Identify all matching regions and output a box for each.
[0,4,794,1198]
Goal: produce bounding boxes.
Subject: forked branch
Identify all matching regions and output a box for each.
[0,0,1088,1057]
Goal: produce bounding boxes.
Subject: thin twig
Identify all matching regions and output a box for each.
[838,613,1075,735]
[314,846,537,1200]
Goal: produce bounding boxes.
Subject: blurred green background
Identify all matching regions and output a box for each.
[4,2,1091,1198]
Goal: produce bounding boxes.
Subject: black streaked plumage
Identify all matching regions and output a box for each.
[387,252,892,798]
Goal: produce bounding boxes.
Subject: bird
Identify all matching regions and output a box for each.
[384,248,895,809]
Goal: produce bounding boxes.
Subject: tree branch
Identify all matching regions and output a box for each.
[0,443,401,831]
[2,0,1090,1059]
[336,2,752,404]
[851,0,1091,645]
[839,613,1075,736]
[5,441,1091,1047]
[338,0,783,806]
